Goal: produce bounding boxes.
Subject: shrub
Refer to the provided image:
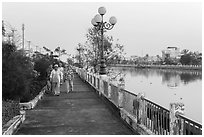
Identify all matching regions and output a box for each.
[2,42,52,102]
[34,56,51,80]
[2,45,35,100]
[3,44,24,100]
[20,79,46,102]
[2,100,20,126]
[2,42,45,102]
[2,36,50,125]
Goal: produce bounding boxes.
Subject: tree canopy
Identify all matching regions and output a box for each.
[76,27,126,73]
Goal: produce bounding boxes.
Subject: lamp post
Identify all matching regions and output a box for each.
[77,43,83,68]
[83,50,89,70]
[91,7,117,75]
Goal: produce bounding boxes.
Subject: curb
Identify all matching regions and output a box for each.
[2,110,26,135]
[2,86,47,135]
[19,86,47,110]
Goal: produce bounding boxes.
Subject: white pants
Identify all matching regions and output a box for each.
[52,82,60,95]
[65,80,70,93]
[70,79,73,91]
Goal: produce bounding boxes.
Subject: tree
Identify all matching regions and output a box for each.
[105,39,126,65]
[34,55,51,80]
[2,22,50,103]
[2,42,35,100]
[83,27,126,73]
[2,20,6,36]
[54,46,67,60]
[181,49,189,55]
[85,28,101,71]
[43,46,52,53]
[180,49,202,65]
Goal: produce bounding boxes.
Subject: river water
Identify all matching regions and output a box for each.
[111,67,202,123]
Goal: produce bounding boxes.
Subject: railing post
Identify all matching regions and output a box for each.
[93,74,96,88]
[96,75,99,90]
[84,70,87,81]
[99,75,106,96]
[86,71,88,82]
[82,69,85,81]
[133,92,145,124]
[169,102,185,135]
[107,78,112,99]
[20,109,26,121]
[90,73,92,85]
[91,73,93,86]
[118,80,125,108]
[102,76,109,98]
[80,69,83,79]
[92,73,94,86]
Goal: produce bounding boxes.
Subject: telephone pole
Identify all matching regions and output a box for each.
[22,24,25,50]
[11,29,17,45]
[2,20,5,37]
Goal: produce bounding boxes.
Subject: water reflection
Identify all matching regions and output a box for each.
[111,66,202,123]
[113,67,202,87]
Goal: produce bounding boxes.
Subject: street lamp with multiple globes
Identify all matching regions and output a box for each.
[76,43,83,68]
[91,7,117,75]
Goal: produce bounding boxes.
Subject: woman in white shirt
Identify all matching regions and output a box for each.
[58,63,64,85]
[50,64,62,96]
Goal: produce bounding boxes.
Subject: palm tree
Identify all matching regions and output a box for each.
[181,49,189,55]
[43,46,51,53]
[54,46,67,60]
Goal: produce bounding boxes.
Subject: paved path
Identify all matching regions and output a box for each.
[15,73,134,135]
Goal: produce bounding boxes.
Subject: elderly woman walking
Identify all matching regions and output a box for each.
[64,65,74,93]
[46,64,53,93]
[69,66,74,92]
[58,63,64,85]
[50,64,63,96]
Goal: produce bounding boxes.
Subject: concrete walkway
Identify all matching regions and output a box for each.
[15,73,134,135]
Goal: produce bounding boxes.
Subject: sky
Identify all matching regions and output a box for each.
[2,2,202,61]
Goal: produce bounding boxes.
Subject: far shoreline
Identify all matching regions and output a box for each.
[110,64,202,71]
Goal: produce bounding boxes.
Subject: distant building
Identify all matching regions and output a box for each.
[147,56,160,62]
[130,55,138,60]
[162,47,180,60]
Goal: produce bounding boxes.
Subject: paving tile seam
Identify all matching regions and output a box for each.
[70,91,93,92]
[42,96,100,100]
[18,122,125,129]
[35,103,106,106]
[44,93,94,96]
[41,97,98,100]
[35,103,103,106]
[66,91,93,92]
[25,107,108,111]
[22,119,119,123]
[39,98,98,101]
[32,107,106,110]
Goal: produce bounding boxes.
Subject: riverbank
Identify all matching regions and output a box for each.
[111,64,202,70]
